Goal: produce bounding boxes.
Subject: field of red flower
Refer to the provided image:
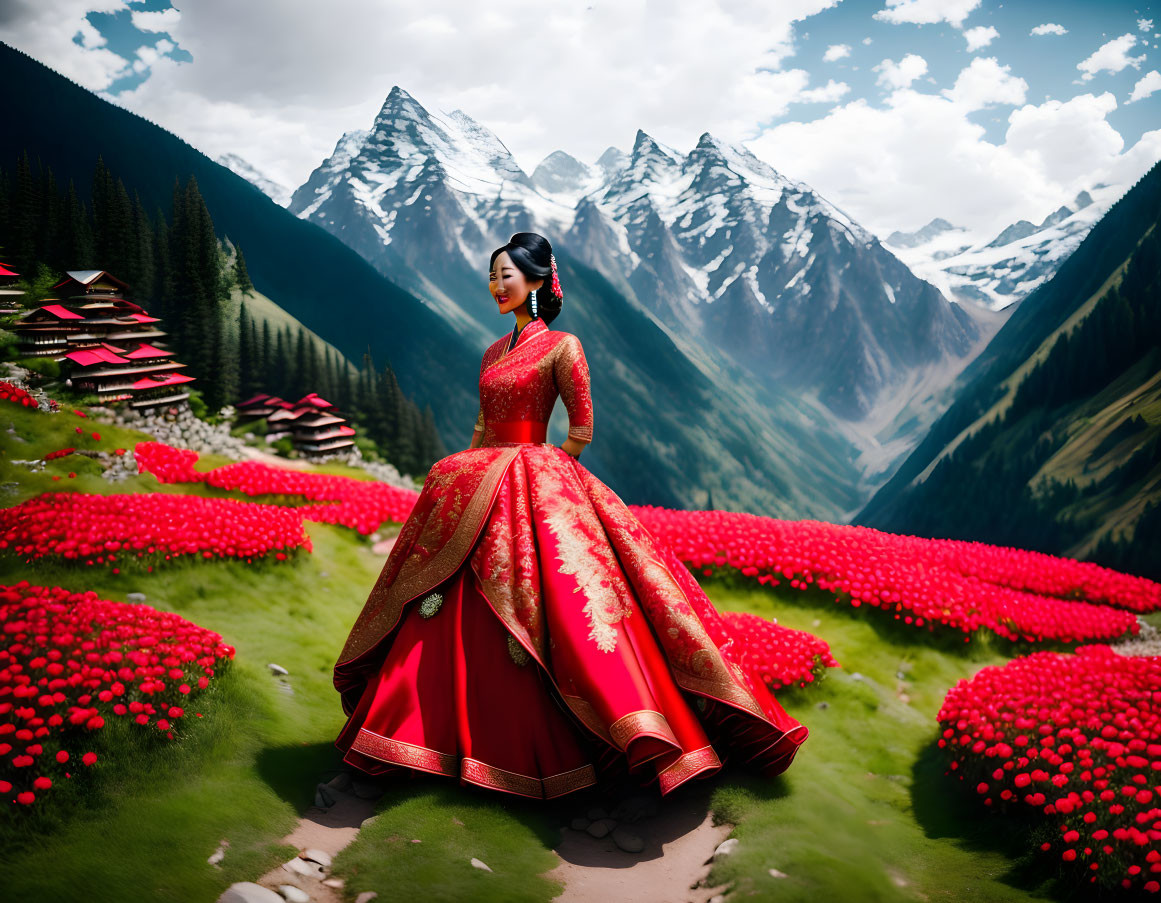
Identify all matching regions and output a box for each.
[0,491,313,569]
[631,506,1154,645]
[938,646,1161,892]
[0,582,235,808]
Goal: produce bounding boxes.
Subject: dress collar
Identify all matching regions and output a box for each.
[506,317,548,352]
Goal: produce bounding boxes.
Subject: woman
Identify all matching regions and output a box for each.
[333,232,807,800]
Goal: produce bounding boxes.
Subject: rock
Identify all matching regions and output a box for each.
[322,878,344,889]
[208,844,227,866]
[815,701,829,710]
[126,592,146,602]
[277,886,311,903]
[315,783,340,808]
[586,818,615,839]
[570,817,591,831]
[360,815,380,830]
[268,663,289,676]
[355,893,379,903]
[586,806,609,821]
[217,884,285,903]
[612,826,644,853]
[768,868,788,878]
[709,896,725,903]
[850,672,864,681]
[470,858,493,872]
[611,795,658,823]
[713,838,739,860]
[450,816,464,826]
[300,848,333,868]
[283,857,325,879]
[326,772,353,792]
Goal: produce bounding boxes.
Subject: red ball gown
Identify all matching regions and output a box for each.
[333,317,807,799]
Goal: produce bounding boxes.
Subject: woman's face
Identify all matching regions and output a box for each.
[489,250,544,317]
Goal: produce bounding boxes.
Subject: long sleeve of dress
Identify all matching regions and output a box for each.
[554,333,593,446]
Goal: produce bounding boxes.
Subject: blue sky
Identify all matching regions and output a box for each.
[2,0,1159,243]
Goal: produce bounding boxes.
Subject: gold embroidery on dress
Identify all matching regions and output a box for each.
[507,633,531,667]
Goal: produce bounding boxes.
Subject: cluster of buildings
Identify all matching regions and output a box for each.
[235,391,357,458]
[2,265,358,459]
[7,268,195,412]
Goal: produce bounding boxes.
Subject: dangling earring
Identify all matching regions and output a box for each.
[529,288,538,319]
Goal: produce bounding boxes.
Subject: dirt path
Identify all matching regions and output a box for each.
[547,783,732,903]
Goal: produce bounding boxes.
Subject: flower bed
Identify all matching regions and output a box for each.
[134,443,419,534]
[0,491,312,569]
[721,611,840,689]
[0,582,235,807]
[937,646,1161,892]
[630,507,1150,644]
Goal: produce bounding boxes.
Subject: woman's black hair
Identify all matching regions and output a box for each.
[489,232,563,325]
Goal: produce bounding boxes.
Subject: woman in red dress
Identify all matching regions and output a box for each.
[333,232,807,800]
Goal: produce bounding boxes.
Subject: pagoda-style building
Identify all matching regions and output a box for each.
[236,391,357,458]
[0,263,23,314]
[10,270,196,411]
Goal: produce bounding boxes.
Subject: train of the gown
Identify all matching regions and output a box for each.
[333,442,808,796]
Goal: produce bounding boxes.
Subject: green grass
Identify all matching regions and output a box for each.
[0,399,1107,902]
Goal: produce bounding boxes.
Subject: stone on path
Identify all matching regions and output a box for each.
[470,857,493,872]
[321,879,344,889]
[768,868,789,878]
[277,886,311,903]
[585,818,615,839]
[301,848,333,868]
[268,663,289,676]
[712,838,738,861]
[126,592,146,602]
[283,857,325,879]
[570,817,591,831]
[218,884,285,903]
[612,796,658,823]
[355,893,379,903]
[360,815,379,830]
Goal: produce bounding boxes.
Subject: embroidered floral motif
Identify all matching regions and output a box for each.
[418,591,444,618]
[507,633,531,667]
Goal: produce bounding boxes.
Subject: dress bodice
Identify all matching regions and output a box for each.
[473,318,593,449]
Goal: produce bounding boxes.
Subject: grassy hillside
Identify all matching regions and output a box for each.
[857,160,1161,578]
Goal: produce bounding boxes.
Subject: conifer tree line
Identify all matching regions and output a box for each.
[0,150,445,476]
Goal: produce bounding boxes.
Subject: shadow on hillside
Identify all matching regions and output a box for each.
[257,741,348,815]
[910,736,1076,901]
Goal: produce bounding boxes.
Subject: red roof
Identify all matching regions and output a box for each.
[237,393,272,407]
[0,264,18,277]
[131,373,196,389]
[39,304,85,320]
[65,348,131,366]
[338,425,356,436]
[123,313,161,323]
[296,392,334,408]
[123,343,174,359]
[100,342,129,354]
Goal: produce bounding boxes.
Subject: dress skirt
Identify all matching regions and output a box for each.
[333,442,808,800]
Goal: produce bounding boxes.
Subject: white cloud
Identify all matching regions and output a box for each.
[745,87,1161,247]
[963,25,998,51]
[130,8,181,33]
[942,57,1027,110]
[862,36,873,45]
[4,0,842,191]
[823,43,851,62]
[1077,34,1147,81]
[872,0,981,29]
[1139,19,1154,33]
[0,0,129,90]
[874,53,928,89]
[1030,23,1068,37]
[1128,70,1161,103]
[799,79,850,103]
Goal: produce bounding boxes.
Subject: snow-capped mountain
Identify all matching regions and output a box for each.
[216,153,291,207]
[885,187,1118,311]
[288,85,1000,496]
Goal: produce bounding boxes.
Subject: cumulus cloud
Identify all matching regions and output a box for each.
[862,36,873,45]
[874,53,928,90]
[1139,19,1154,33]
[6,0,842,191]
[1030,23,1068,37]
[799,79,850,102]
[872,0,981,29]
[963,25,998,51]
[744,84,1161,247]
[130,8,181,33]
[942,57,1027,111]
[1077,34,1147,81]
[823,43,851,62]
[1128,70,1161,103]
[0,0,129,90]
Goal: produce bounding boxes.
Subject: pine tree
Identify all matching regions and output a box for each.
[237,303,256,399]
[234,246,253,294]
